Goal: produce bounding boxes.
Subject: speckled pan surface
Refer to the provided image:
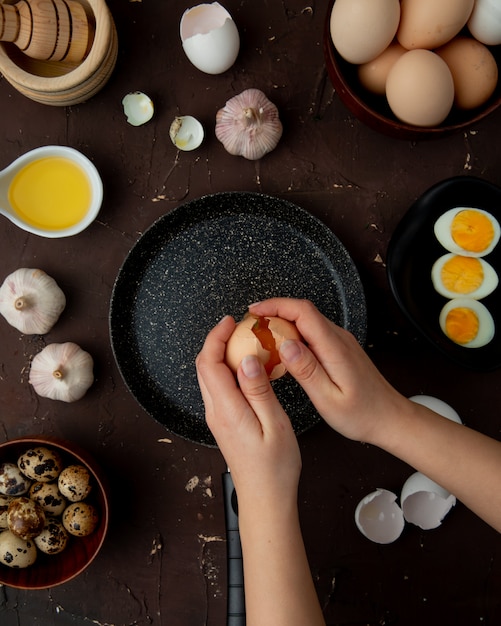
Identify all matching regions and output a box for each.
[110,192,367,446]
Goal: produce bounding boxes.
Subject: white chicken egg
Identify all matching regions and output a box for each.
[354,488,405,544]
[431,253,498,300]
[400,472,456,530]
[408,395,462,424]
[180,2,240,75]
[434,207,501,257]
[468,0,501,45]
[439,298,495,348]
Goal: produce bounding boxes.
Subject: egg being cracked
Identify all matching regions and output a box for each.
[225,314,302,381]
[431,253,498,300]
[434,207,501,257]
[439,298,495,348]
[180,2,240,75]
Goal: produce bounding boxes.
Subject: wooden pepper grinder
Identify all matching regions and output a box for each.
[0,0,91,63]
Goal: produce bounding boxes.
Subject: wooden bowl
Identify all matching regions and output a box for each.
[0,436,109,589]
[0,0,118,106]
[323,0,501,140]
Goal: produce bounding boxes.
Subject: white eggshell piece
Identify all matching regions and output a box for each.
[180,2,240,74]
[354,488,405,544]
[401,472,456,530]
[122,92,154,126]
[169,116,204,151]
[409,395,462,424]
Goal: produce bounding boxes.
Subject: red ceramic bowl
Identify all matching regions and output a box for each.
[0,436,109,589]
[323,0,501,140]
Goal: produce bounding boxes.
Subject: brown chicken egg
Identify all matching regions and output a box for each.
[225,314,302,381]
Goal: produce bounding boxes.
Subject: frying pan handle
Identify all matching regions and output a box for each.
[222,471,246,625]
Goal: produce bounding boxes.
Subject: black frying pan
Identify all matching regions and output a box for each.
[109,191,367,447]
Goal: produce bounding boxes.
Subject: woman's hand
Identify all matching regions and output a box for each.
[249,298,408,448]
[195,315,301,506]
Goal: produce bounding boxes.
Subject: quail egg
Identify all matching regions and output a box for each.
[63,502,99,537]
[439,298,495,348]
[29,482,67,516]
[34,519,69,555]
[434,207,501,257]
[0,530,37,568]
[7,497,45,540]
[18,446,63,482]
[0,462,31,496]
[0,495,12,528]
[431,253,498,300]
[58,465,93,502]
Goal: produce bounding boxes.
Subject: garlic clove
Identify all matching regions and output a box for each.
[0,268,66,335]
[29,342,94,402]
[215,88,283,160]
[122,92,154,126]
[169,115,204,151]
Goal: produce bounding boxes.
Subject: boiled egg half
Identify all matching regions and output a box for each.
[431,253,498,300]
[434,207,500,257]
[439,297,495,348]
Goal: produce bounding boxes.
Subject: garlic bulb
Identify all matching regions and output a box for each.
[0,268,66,335]
[215,88,283,160]
[29,343,94,402]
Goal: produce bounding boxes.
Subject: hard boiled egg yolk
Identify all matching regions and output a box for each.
[441,256,484,295]
[451,209,495,253]
[444,306,479,345]
[251,316,281,376]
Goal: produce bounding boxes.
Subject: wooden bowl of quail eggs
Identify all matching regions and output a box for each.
[0,436,109,589]
[324,0,501,139]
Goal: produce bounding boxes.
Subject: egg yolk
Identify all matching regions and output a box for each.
[445,306,479,345]
[451,209,495,253]
[252,316,281,376]
[441,256,484,294]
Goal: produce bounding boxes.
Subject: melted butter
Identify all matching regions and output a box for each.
[8,157,91,230]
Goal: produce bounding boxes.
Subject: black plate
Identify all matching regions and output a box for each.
[387,176,501,371]
[110,192,367,446]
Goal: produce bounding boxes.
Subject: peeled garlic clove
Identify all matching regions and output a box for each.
[169,116,204,151]
[215,88,283,160]
[122,92,154,126]
[0,268,66,335]
[29,342,94,402]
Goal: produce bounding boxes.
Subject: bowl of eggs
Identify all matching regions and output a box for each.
[323,0,501,139]
[0,436,109,589]
[387,176,501,370]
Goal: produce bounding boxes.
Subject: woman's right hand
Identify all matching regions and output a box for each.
[249,298,409,447]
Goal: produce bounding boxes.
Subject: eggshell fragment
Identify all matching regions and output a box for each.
[354,488,405,544]
[180,2,240,74]
[169,116,204,151]
[122,92,154,126]
[401,472,456,530]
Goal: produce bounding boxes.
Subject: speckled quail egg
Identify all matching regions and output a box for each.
[439,298,495,348]
[0,529,37,568]
[431,253,498,300]
[62,502,99,537]
[34,519,69,555]
[0,462,31,496]
[7,497,45,540]
[58,465,92,502]
[0,495,13,528]
[29,482,67,516]
[18,447,63,482]
[434,207,501,257]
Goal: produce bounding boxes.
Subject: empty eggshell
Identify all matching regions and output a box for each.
[409,395,462,424]
[122,92,154,126]
[180,2,240,74]
[400,472,456,530]
[354,488,405,544]
[169,116,204,151]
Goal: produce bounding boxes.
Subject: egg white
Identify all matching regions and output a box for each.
[434,207,501,257]
[439,298,495,348]
[431,253,498,299]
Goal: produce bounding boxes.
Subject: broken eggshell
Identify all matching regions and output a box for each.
[400,471,456,530]
[180,2,240,74]
[122,92,154,126]
[169,116,204,151]
[354,488,405,544]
